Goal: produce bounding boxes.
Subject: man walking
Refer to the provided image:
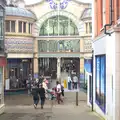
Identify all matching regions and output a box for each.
[68,75,72,90]
[38,84,46,109]
[73,75,78,89]
[31,83,39,109]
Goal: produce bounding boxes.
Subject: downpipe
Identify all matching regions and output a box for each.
[104,0,113,36]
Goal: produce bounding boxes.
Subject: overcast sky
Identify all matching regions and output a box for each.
[24,0,92,5]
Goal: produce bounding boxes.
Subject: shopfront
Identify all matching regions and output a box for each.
[7,58,33,89]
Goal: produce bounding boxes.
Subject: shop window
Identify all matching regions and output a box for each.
[95,55,106,113]
[18,21,22,33]
[23,22,26,33]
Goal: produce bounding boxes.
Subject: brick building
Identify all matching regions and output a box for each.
[87,0,120,120]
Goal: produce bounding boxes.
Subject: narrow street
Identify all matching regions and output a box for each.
[0,91,102,120]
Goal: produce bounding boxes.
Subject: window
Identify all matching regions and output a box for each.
[19,21,22,33]
[117,0,120,19]
[39,16,78,36]
[89,22,92,33]
[11,21,15,32]
[23,22,26,33]
[95,55,106,112]
[0,18,3,37]
[101,0,106,26]
[85,22,92,34]
[5,21,15,32]
[29,23,32,34]
[85,23,88,34]
[5,20,10,32]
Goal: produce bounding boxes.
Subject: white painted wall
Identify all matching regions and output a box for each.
[88,32,116,120]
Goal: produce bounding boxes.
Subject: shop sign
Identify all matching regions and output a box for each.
[0,57,6,66]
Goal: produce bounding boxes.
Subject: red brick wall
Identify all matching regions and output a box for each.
[94,0,120,37]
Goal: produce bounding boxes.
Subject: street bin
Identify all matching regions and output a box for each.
[64,79,67,88]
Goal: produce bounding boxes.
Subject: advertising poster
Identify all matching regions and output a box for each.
[84,59,92,73]
[100,56,105,110]
[96,57,100,99]
[95,55,106,112]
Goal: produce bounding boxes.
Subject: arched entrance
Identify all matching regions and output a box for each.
[38,15,80,80]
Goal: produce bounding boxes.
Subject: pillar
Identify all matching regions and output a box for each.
[80,57,84,74]
[33,38,38,79]
[57,57,61,81]
[80,38,84,52]
[33,57,38,79]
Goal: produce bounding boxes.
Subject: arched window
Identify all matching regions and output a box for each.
[39,16,79,36]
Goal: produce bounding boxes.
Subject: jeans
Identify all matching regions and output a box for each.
[40,97,45,105]
[74,82,77,89]
[33,99,39,106]
[68,82,71,90]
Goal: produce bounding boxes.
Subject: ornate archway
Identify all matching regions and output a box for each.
[36,10,80,34]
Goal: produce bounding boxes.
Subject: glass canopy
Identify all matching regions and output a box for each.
[39,15,79,36]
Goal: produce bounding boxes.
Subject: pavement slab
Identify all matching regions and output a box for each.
[0,91,102,120]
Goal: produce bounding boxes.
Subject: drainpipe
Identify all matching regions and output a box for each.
[91,49,94,111]
[104,0,113,36]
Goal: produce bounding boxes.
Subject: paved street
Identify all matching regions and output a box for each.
[0,91,102,120]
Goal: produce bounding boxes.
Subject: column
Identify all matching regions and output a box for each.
[80,38,84,52]
[80,57,84,86]
[57,57,61,81]
[33,57,38,79]
[33,38,38,79]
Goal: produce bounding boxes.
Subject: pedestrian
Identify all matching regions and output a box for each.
[56,81,63,104]
[61,83,64,97]
[31,84,39,109]
[38,84,46,109]
[73,75,78,89]
[68,75,72,90]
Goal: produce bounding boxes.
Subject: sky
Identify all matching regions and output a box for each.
[24,0,92,5]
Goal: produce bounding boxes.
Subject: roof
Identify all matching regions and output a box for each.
[5,6,37,19]
[81,8,92,20]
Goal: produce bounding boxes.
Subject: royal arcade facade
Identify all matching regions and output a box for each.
[26,0,92,85]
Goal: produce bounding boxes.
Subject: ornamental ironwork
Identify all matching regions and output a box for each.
[46,0,71,9]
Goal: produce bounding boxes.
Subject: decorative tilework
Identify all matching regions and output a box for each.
[5,38,34,53]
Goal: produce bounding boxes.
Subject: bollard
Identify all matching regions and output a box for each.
[76,91,78,106]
